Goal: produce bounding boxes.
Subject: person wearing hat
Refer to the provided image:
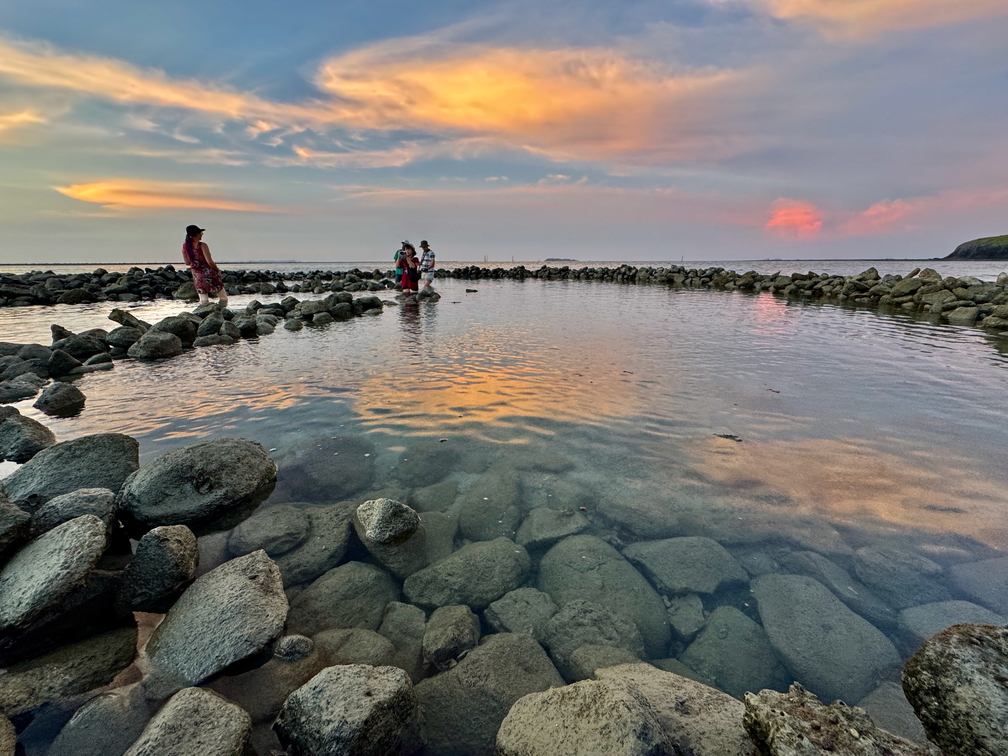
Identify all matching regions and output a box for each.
[182,225,228,306]
[419,240,435,291]
[394,240,410,287]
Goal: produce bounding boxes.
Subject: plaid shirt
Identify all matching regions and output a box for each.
[420,249,435,270]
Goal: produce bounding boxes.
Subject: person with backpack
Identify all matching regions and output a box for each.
[394,240,409,287]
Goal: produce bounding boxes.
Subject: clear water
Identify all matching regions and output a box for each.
[3,263,1008,749]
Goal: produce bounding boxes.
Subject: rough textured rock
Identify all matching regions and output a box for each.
[0,408,55,463]
[116,524,199,613]
[117,438,277,533]
[0,715,12,756]
[287,561,400,636]
[853,545,950,610]
[538,535,671,659]
[622,536,748,596]
[29,487,116,537]
[948,556,1008,614]
[1,433,139,511]
[744,684,939,756]
[902,623,1008,756]
[127,330,183,359]
[484,587,558,641]
[414,633,564,756]
[123,687,251,756]
[666,594,706,643]
[146,550,288,685]
[273,435,375,502]
[515,506,589,548]
[0,497,30,564]
[540,600,645,681]
[457,468,522,541]
[107,326,144,350]
[273,501,356,586]
[0,378,41,405]
[313,628,397,667]
[33,381,86,416]
[423,605,480,671]
[274,665,416,756]
[680,606,790,700]
[568,644,643,681]
[752,573,901,704]
[782,550,898,630]
[857,682,928,744]
[378,601,428,683]
[0,625,137,719]
[148,315,199,345]
[899,600,1005,647]
[403,537,530,610]
[354,500,428,579]
[228,503,310,557]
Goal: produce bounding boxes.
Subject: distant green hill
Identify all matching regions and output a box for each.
[945,235,1008,260]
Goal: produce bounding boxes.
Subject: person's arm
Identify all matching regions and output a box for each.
[201,243,221,272]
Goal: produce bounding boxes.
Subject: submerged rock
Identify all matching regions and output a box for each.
[313,628,396,668]
[484,587,558,641]
[0,407,55,463]
[423,604,480,671]
[378,601,428,683]
[666,594,706,644]
[540,600,645,682]
[948,555,1008,614]
[273,501,356,586]
[898,600,1005,648]
[124,687,251,756]
[273,435,375,502]
[781,550,897,630]
[354,499,427,579]
[853,545,950,610]
[228,503,311,558]
[457,468,522,542]
[47,681,153,756]
[515,506,589,549]
[115,524,199,613]
[395,439,460,488]
[287,561,400,636]
[403,537,530,610]
[623,536,748,596]
[857,682,928,744]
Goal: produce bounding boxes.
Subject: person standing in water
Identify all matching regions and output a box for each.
[394,240,410,287]
[182,225,228,306]
[419,240,435,291]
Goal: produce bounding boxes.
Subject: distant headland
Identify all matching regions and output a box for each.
[945,235,1008,260]
[544,257,578,262]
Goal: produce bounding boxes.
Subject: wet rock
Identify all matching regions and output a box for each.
[666,594,705,644]
[515,506,589,548]
[857,682,927,744]
[124,687,251,756]
[948,555,1008,614]
[228,503,310,557]
[273,435,375,502]
[0,716,12,756]
[1,433,139,511]
[403,537,530,610]
[127,330,183,359]
[116,525,199,613]
[287,561,400,636]
[752,573,901,704]
[696,513,854,562]
[33,381,86,416]
[0,407,55,463]
[853,545,950,610]
[899,600,1005,648]
[538,535,670,659]
[146,550,288,686]
[314,627,397,667]
[273,501,356,586]
[174,281,198,300]
[458,468,522,541]
[196,311,224,337]
[419,510,456,565]
[192,334,232,347]
[540,600,645,681]
[17,344,50,362]
[0,625,137,719]
[117,437,277,534]
[47,348,82,377]
[680,606,789,700]
[0,497,29,564]
[108,308,148,331]
[107,326,144,350]
[743,684,938,756]
[219,320,241,340]
[47,681,153,756]
[354,499,427,579]
[568,644,642,681]
[52,334,105,360]
[415,633,563,756]
[782,550,897,630]
[149,315,198,344]
[409,479,458,512]
[484,587,558,641]
[0,378,41,404]
[902,623,1008,756]
[623,536,748,596]
[378,601,427,682]
[274,665,416,756]
[423,605,480,671]
[394,440,460,487]
[30,487,115,537]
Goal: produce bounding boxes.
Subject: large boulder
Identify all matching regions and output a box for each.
[415,633,564,756]
[287,561,400,636]
[0,407,55,463]
[29,487,116,537]
[274,665,416,756]
[127,330,183,360]
[116,438,277,534]
[1,433,139,512]
[403,537,530,610]
[902,623,1008,756]
[538,535,670,659]
[539,600,645,681]
[622,536,748,596]
[273,435,375,502]
[115,525,199,613]
[781,550,897,630]
[146,550,288,686]
[33,382,86,417]
[123,687,251,756]
[148,315,198,344]
[752,573,901,704]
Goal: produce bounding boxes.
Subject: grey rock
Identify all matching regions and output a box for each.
[313,627,396,667]
[946,306,979,324]
[48,682,154,756]
[423,605,480,671]
[273,501,356,586]
[0,407,55,463]
[854,545,950,610]
[419,510,456,565]
[274,665,416,756]
[30,487,115,537]
[415,633,564,756]
[457,467,522,541]
[283,318,303,331]
[219,320,241,340]
[196,311,225,337]
[273,435,375,502]
[208,646,328,724]
[287,561,400,636]
[666,594,706,643]
[568,644,642,681]
[409,479,458,512]
[33,381,86,416]
[174,281,198,300]
[541,600,645,681]
[149,315,198,344]
[948,556,1008,614]
[127,330,183,359]
[515,506,589,548]
[1,433,139,511]
[310,311,333,326]
[903,623,1008,756]
[484,587,558,641]
[146,550,288,686]
[743,684,938,756]
[622,536,748,596]
[51,334,105,360]
[0,716,12,756]
[117,437,277,533]
[899,600,1005,647]
[17,344,51,362]
[752,573,901,704]
[857,682,928,744]
[107,326,144,350]
[192,334,232,347]
[648,657,713,685]
[108,308,148,331]
[0,497,29,564]
[116,525,199,613]
[124,687,251,756]
[47,348,82,377]
[538,535,670,659]
[0,378,41,404]
[680,606,789,700]
[84,351,112,365]
[356,498,419,544]
[378,601,427,682]
[403,537,530,610]
[228,504,310,557]
[275,634,314,663]
[782,550,898,630]
[394,440,460,488]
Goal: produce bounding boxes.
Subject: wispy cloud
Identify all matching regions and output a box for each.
[54,179,279,212]
[755,0,1008,37]
[287,145,418,169]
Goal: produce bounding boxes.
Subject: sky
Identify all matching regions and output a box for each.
[0,0,1007,264]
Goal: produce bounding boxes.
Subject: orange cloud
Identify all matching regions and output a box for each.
[764,198,823,239]
[54,179,277,212]
[760,0,1008,37]
[0,109,45,131]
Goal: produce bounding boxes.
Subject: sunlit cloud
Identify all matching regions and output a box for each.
[0,109,45,131]
[289,145,418,169]
[54,179,278,212]
[764,198,823,239]
[841,187,1008,236]
[755,0,1008,37]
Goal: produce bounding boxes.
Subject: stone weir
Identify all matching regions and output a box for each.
[439,263,1008,332]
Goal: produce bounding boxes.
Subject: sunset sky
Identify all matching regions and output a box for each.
[1,0,1006,263]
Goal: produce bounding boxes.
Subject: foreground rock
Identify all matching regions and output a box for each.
[117,438,277,533]
[0,716,12,756]
[146,550,287,685]
[0,407,55,463]
[29,487,116,537]
[0,497,29,564]
[902,623,1008,756]
[744,684,939,756]
[126,330,183,359]
[124,687,251,756]
[115,524,199,613]
[404,537,530,610]
[1,433,139,511]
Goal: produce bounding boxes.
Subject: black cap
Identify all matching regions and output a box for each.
[420,240,429,247]
[186,225,205,236]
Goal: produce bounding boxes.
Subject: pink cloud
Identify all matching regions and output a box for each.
[842,198,917,236]
[764,198,823,239]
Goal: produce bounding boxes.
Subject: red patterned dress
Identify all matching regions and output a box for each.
[182,240,224,294]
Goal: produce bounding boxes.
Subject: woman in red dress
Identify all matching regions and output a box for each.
[182,225,228,306]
